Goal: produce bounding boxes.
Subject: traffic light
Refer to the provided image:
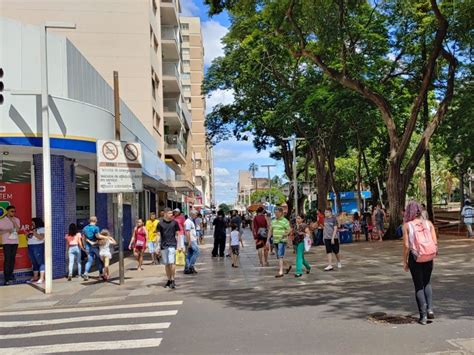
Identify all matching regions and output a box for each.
[0,68,4,105]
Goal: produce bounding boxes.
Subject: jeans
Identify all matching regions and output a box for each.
[68,246,82,276]
[212,235,226,257]
[28,244,45,272]
[185,241,200,270]
[316,229,324,245]
[295,242,311,275]
[408,253,433,315]
[85,243,103,274]
[3,244,18,282]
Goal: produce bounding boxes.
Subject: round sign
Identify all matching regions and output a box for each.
[102,142,119,161]
[124,143,139,162]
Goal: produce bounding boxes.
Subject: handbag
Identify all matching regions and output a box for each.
[176,250,185,266]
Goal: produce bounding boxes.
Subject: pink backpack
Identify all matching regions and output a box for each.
[408,220,437,262]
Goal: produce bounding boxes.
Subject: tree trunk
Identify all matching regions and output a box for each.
[385,163,406,239]
[310,146,329,211]
[356,134,363,212]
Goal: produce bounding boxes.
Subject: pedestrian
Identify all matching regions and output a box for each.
[129,218,148,271]
[352,212,361,242]
[315,209,325,245]
[461,200,473,238]
[158,208,180,289]
[98,229,116,280]
[65,223,84,281]
[229,223,243,268]
[402,201,438,325]
[145,212,160,265]
[294,214,311,278]
[323,208,342,271]
[184,211,200,274]
[0,206,20,285]
[372,203,385,241]
[26,217,45,284]
[270,207,292,278]
[252,207,269,267]
[195,213,204,245]
[173,208,186,254]
[212,210,227,257]
[82,216,104,281]
[361,207,372,241]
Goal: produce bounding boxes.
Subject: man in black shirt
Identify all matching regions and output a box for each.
[212,210,228,257]
[158,208,180,289]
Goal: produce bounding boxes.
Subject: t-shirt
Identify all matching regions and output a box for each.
[82,224,99,241]
[231,215,242,230]
[272,217,290,244]
[230,230,240,246]
[145,219,159,242]
[65,233,82,246]
[461,206,473,224]
[174,214,186,235]
[28,227,45,245]
[194,217,203,231]
[158,219,179,248]
[317,212,325,228]
[323,217,338,240]
[375,209,384,223]
[184,218,197,242]
[252,214,268,238]
[294,223,307,245]
[0,216,21,245]
[213,217,227,238]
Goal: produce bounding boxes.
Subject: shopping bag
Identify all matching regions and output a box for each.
[304,236,312,252]
[176,250,185,266]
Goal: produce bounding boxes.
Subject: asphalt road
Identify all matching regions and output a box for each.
[0,229,473,355]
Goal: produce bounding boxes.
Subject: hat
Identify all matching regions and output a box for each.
[173,208,181,213]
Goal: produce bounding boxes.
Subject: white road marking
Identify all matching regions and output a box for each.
[1,338,163,354]
[0,310,178,327]
[0,322,171,340]
[0,300,183,316]
[78,296,126,304]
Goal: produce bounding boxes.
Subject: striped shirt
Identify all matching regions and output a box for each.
[272,217,290,244]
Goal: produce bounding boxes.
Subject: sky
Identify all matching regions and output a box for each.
[181,0,285,206]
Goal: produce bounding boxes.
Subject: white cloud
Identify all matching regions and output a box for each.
[206,89,235,114]
[214,167,230,176]
[202,20,228,66]
[180,0,200,16]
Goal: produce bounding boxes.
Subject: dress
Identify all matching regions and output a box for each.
[99,239,112,259]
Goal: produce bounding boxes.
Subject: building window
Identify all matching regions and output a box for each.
[182,35,190,42]
[181,23,189,30]
[183,85,191,92]
[182,48,190,55]
[185,97,191,104]
[153,109,161,130]
[151,78,156,100]
[181,73,190,80]
[183,60,190,66]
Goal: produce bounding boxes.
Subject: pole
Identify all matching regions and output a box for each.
[40,25,53,294]
[292,137,298,217]
[113,71,125,285]
[261,164,275,207]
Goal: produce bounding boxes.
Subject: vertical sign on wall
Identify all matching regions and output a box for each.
[0,183,32,273]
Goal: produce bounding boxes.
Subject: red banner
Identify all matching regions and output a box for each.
[0,183,32,272]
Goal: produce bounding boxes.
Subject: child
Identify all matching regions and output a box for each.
[229,223,243,268]
[99,229,117,280]
[352,212,361,242]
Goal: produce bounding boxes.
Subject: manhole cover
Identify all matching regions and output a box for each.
[368,312,418,324]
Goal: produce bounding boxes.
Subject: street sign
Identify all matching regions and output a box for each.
[97,140,143,193]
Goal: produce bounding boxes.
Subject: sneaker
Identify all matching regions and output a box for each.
[82,274,89,281]
[170,280,176,289]
[184,269,192,275]
[191,267,198,274]
[337,262,342,269]
[35,279,44,284]
[427,310,435,319]
[164,280,171,288]
[418,314,428,325]
[324,265,334,271]
[67,275,72,281]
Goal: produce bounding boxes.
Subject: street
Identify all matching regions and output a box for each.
[0,229,473,355]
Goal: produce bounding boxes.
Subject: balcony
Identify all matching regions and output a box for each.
[161,26,179,60]
[162,62,180,93]
[164,134,187,165]
[160,0,179,26]
[163,99,186,129]
[167,174,195,193]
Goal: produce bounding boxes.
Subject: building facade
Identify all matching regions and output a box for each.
[0,0,203,214]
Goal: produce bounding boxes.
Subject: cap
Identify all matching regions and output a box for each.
[173,208,181,213]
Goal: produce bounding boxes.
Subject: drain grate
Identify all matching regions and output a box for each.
[368,312,418,324]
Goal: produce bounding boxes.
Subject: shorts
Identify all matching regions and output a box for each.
[196,230,203,238]
[99,251,112,260]
[324,239,340,254]
[375,222,384,233]
[162,247,176,265]
[275,242,286,258]
[256,237,267,250]
[147,242,157,254]
[231,245,240,256]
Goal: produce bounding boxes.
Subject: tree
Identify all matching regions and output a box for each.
[250,188,286,205]
[218,203,231,214]
[206,0,468,237]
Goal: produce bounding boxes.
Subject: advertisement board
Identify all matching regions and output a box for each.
[0,183,32,273]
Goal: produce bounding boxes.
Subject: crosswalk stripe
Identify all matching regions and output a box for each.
[1,338,163,354]
[0,310,178,328]
[0,301,183,317]
[0,322,171,340]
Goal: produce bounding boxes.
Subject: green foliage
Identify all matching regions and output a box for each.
[250,188,286,205]
[218,203,231,214]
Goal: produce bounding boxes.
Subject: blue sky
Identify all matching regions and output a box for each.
[181,1,285,205]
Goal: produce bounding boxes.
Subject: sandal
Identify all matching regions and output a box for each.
[285,265,292,274]
[275,274,284,278]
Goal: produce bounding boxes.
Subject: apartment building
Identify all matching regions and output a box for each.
[180,16,214,209]
[0,0,197,214]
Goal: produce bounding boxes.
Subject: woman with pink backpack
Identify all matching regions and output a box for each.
[402,201,438,325]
